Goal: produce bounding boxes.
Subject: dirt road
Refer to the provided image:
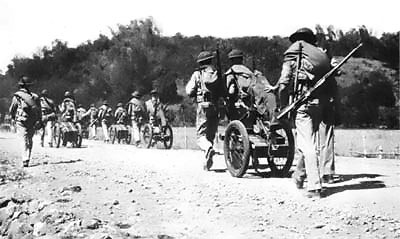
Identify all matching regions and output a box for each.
[1,132,400,239]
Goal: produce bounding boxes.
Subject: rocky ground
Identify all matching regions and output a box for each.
[1,132,400,239]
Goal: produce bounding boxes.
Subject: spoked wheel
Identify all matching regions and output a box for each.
[125,132,131,144]
[142,124,153,148]
[76,134,82,148]
[266,120,295,177]
[110,127,116,144]
[224,120,251,178]
[162,125,173,149]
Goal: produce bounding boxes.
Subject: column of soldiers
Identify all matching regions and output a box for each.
[8,27,336,199]
[186,27,337,198]
[8,75,166,167]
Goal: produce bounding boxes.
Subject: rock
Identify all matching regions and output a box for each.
[0,203,16,223]
[128,189,133,193]
[82,218,101,230]
[157,235,175,239]
[115,221,131,229]
[7,220,33,239]
[0,196,11,208]
[313,223,326,229]
[113,200,119,206]
[33,222,47,236]
[61,185,82,193]
[11,193,32,204]
[88,232,112,239]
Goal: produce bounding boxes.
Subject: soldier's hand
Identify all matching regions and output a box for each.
[264,84,278,93]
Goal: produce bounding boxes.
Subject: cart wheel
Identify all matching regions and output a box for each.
[76,134,82,148]
[125,133,131,144]
[266,120,295,177]
[110,127,116,144]
[224,120,251,178]
[142,124,153,148]
[163,125,173,149]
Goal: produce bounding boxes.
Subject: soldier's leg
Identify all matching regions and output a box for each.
[90,124,97,139]
[131,120,140,145]
[45,121,54,146]
[319,119,335,179]
[196,105,214,151]
[295,105,322,192]
[102,121,110,141]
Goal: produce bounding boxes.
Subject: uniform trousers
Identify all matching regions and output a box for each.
[42,120,55,146]
[16,122,35,166]
[196,102,219,153]
[131,120,141,144]
[101,121,110,141]
[293,102,323,191]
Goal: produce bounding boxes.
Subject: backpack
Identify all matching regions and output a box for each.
[14,90,41,124]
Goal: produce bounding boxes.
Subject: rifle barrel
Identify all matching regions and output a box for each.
[276,43,363,120]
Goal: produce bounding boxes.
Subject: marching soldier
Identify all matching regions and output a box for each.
[145,89,167,129]
[114,102,128,125]
[59,91,77,123]
[39,89,57,147]
[275,28,332,198]
[225,49,257,120]
[9,76,42,167]
[98,100,113,142]
[76,104,87,122]
[127,91,145,146]
[186,51,223,171]
[86,104,99,139]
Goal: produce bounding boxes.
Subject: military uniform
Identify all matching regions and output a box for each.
[39,90,57,147]
[277,28,332,197]
[98,101,113,141]
[85,104,98,139]
[114,103,128,125]
[128,91,145,146]
[225,49,256,120]
[145,90,166,128]
[59,92,77,123]
[186,51,222,170]
[9,77,42,167]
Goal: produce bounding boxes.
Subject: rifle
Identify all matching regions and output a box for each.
[215,43,225,97]
[276,43,363,120]
[89,118,98,127]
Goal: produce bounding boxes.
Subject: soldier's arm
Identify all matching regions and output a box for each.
[185,72,198,97]
[9,96,18,119]
[277,61,295,107]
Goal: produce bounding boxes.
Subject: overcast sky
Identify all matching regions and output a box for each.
[0,0,399,72]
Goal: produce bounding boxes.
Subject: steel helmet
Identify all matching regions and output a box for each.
[197,51,214,63]
[289,27,316,44]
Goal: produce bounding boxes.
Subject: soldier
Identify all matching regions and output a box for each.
[9,76,42,167]
[86,104,99,139]
[59,91,77,123]
[39,89,57,147]
[114,102,128,125]
[145,89,166,130]
[319,58,339,184]
[186,51,222,171]
[98,100,113,142]
[76,104,87,122]
[225,49,256,120]
[275,28,332,198]
[127,91,145,146]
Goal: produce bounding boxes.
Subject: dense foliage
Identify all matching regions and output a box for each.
[0,18,398,128]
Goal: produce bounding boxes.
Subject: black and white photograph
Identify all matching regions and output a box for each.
[0,0,399,238]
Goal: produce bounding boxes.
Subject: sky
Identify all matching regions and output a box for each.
[0,0,399,72]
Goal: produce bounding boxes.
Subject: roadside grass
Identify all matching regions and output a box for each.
[87,126,400,158]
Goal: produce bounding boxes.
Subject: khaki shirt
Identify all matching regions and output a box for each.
[186,65,220,104]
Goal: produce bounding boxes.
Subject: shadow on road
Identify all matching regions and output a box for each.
[324,179,386,197]
[335,173,383,183]
[28,159,83,167]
